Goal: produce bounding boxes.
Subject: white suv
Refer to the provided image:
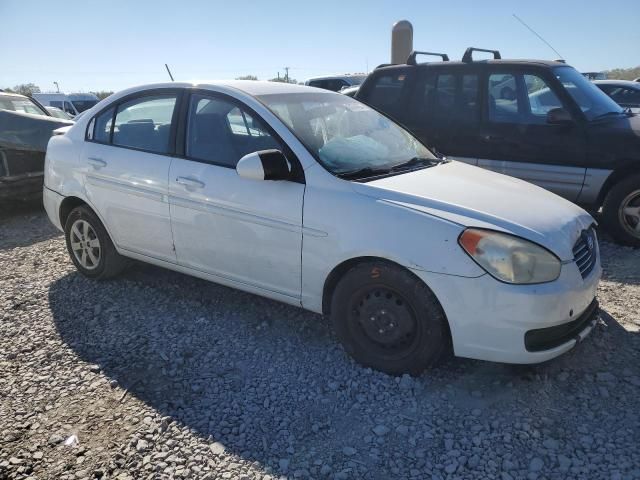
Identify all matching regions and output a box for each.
[44,81,601,375]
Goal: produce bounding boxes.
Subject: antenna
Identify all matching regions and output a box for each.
[165,63,175,82]
[512,14,564,60]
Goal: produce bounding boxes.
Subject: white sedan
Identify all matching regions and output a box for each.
[43,81,601,375]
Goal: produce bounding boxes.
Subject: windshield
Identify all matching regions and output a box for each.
[0,96,48,116]
[348,75,367,86]
[46,107,73,119]
[554,66,623,120]
[257,92,434,175]
[72,99,98,113]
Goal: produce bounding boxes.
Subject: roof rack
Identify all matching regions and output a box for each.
[406,51,449,65]
[462,47,501,63]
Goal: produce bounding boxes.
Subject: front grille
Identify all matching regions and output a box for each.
[572,227,597,279]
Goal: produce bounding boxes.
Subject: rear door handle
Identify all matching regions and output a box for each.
[87,157,107,168]
[483,134,504,142]
[176,176,205,189]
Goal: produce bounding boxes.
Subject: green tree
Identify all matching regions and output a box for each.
[235,75,258,81]
[269,76,298,84]
[12,83,40,96]
[604,66,640,81]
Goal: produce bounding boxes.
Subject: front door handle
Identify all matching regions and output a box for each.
[176,176,205,189]
[87,157,107,169]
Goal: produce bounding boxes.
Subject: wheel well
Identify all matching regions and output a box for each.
[596,168,640,207]
[322,256,453,349]
[59,196,88,228]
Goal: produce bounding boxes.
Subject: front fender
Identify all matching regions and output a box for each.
[300,179,484,313]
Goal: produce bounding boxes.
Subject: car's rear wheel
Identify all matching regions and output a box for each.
[602,176,640,247]
[330,261,449,376]
[64,206,127,279]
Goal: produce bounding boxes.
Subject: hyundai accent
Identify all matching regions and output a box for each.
[43,81,601,375]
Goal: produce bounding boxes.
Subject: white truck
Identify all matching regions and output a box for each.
[32,92,99,117]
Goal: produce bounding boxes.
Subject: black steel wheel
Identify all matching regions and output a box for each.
[330,261,449,375]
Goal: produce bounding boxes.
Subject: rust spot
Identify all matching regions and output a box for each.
[371,267,381,279]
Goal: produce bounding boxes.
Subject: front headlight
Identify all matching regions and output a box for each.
[459,228,561,284]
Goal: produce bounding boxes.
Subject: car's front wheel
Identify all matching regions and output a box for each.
[602,175,640,247]
[64,205,127,279]
[330,261,449,376]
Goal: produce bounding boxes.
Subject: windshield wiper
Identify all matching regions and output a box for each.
[390,156,441,172]
[337,166,390,180]
[591,111,625,121]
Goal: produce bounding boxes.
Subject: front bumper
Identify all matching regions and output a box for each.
[0,172,44,200]
[411,254,601,364]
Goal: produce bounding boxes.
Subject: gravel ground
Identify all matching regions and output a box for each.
[1,201,639,480]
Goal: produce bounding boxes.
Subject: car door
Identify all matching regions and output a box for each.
[82,90,180,262]
[476,68,587,201]
[405,68,481,165]
[168,91,305,300]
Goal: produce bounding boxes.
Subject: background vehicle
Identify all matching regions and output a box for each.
[1,92,72,199]
[594,80,640,113]
[582,71,607,80]
[305,74,367,92]
[33,92,99,117]
[44,81,600,375]
[45,106,75,119]
[0,91,50,116]
[339,85,360,97]
[356,48,640,246]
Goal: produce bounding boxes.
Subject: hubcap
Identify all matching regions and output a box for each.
[349,287,418,357]
[70,219,101,270]
[618,189,640,239]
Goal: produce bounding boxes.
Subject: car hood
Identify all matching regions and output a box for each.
[351,161,595,261]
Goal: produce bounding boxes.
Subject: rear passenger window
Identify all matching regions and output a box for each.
[112,95,177,154]
[186,95,280,167]
[366,72,409,115]
[411,72,479,123]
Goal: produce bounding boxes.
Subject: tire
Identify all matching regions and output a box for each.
[602,175,640,247]
[330,261,449,376]
[64,206,127,279]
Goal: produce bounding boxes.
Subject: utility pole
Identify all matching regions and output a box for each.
[284,67,290,83]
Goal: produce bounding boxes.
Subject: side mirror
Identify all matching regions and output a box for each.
[546,107,573,125]
[236,149,291,181]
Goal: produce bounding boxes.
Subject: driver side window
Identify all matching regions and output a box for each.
[488,72,564,124]
[186,95,281,168]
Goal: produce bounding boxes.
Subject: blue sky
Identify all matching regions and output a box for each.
[1,0,638,93]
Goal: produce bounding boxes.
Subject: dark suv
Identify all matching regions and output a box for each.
[356,48,640,246]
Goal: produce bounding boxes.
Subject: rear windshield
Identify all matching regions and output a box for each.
[0,96,48,116]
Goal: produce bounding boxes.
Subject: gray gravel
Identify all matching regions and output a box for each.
[1,202,639,480]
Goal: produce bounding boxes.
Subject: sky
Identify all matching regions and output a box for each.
[1,0,638,93]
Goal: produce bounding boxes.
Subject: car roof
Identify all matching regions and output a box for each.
[594,80,640,88]
[306,74,366,81]
[375,58,567,72]
[112,80,327,98]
